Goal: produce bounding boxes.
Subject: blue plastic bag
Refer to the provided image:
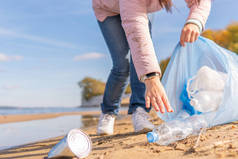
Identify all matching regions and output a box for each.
[158,36,238,127]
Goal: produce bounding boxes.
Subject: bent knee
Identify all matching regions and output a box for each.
[111,65,129,77]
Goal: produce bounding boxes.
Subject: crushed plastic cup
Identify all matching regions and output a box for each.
[48,129,92,159]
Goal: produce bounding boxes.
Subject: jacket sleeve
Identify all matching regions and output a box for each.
[185,0,212,30]
[119,0,161,80]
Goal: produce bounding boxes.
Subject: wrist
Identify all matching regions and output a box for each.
[185,19,203,33]
[140,72,160,83]
[144,75,160,85]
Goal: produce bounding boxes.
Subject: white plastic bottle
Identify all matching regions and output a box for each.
[147,115,208,145]
[190,90,224,112]
[187,66,227,113]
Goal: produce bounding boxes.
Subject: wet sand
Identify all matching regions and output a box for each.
[0,111,101,124]
[1,110,238,159]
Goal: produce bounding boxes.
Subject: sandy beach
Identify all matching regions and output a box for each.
[1,110,238,159]
[0,111,101,124]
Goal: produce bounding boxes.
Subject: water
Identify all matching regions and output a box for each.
[0,115,87,150]
[0,107,99,150]
[0,106,100,115]
[0,106,128,150]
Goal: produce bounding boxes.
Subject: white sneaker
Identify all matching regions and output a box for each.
[132,107,154,132]
[97,113,115,135]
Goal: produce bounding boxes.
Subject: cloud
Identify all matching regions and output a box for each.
[73,52,105,61]
[0,53,23,62]
[0,27,78,49]
[1,84,21,90]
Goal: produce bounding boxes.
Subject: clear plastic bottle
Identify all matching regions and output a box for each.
[188,115,208,134]
[147,115,208,145]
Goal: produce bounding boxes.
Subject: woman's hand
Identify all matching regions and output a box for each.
[180,23,200,47]
[145,76,173,113]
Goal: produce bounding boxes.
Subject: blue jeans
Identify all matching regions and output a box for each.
[98,14,152,115]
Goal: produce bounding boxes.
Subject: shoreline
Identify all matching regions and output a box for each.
[1,111,238,159]
[0,111,101,124]
[0,107,128,124]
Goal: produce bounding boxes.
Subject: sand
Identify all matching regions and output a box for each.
[1,110,238,159]
[0,111,101,124]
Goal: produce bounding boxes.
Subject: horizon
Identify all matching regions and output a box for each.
[0,0,237,107]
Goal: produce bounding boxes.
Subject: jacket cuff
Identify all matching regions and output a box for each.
[185,19,203,33]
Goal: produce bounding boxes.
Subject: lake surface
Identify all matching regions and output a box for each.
[0,106,101,115]
[0,115,85,150]
[0,106,128,150]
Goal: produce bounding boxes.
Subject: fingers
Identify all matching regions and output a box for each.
[161,95,173,113]
[180,29,186,47]
[189,31,200,43]
[184,29,191,44]
[180,24,200,47]
[189,30,195,43]
[156,97,165,114]
[146,96,150,109]
[150,96,171,114]
[151,97,160,112]
[146,95,165,114]
[144,78,173,114]
[195,32,199,41]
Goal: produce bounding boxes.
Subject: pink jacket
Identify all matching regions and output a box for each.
[93,0,211,79]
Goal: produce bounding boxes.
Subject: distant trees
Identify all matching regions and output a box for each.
[159,57,171,77]
[202,22,238,54]
[79,77,131,101]
[78,77,105,101]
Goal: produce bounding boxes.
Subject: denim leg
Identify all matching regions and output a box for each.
[98,15,130,115]
[128,20,153,114]
[128,56,152,114]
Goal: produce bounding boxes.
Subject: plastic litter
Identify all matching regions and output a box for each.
[147,115,208,145]
[187,66,227,113]
[147,36,238,145]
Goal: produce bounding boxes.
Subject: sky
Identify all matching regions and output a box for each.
[0,0,237,107]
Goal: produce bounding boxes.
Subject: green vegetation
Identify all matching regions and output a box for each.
[79,77,131,101]
[79,22,238,100]
[78,77,105,101]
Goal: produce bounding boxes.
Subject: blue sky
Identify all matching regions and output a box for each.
[0,0,237,107]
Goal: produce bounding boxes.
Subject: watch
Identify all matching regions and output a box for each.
[140,72,160,83]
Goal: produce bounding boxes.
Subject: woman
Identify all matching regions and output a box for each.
[93,0,211,135]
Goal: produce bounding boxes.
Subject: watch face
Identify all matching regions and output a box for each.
[146,72,157,78]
